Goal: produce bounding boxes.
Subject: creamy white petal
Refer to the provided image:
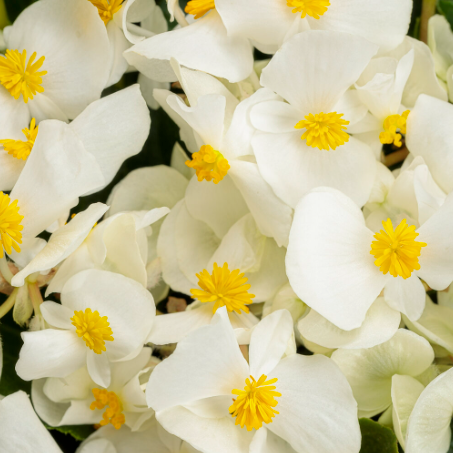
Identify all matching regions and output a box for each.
[87,350,111,388]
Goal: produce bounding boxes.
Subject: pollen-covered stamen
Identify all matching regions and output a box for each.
[71,308,114,354]
[0,49,47,103]
[230,375,281,431]
[88,0,124,25]
[295,111,349,151]
[185,0,216,19]
[379,110,410,148]
[370,218,427,279]
[90,388,125,430]
[287,0,330,19]
[0,192,24,258]
[0,118,38,161]
[185,144,230,184]
[190,262,255,314]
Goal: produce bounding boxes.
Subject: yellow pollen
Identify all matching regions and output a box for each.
[379,110,410,148]
[190,262,255,314]
[230,375,281,431]
[185,144,230,184]
[71,308,114,354]
[371,218,427,279]
[0,118,38,161]
[0,49,47,103]
[295,112,349,151]
[287,0,330,19]
[185,0,216,19]
[90,388,125,430]
[88,0,124,25]
[0,192,23,258]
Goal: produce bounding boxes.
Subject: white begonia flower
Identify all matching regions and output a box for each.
[124,1,253,85]
[250,30,378,209]
[406,94,453,195]
[215,0,411,53]
[364,157,447,232]
[32,347,154,432]
[154,65,293,247]
[428,15,453,101]
[16,269,156,388]
[105,165,189,302]
[0,0,110,130]
[405,367,453,453]
[0,83,150,193]
[147,308,361,453]
[44,206,169,298]
[0,391,62,453]
[286,187,453,331]
[331,329,435,418]
[78,418,201,453]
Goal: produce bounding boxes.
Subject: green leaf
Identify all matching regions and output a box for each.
[439,0,453,30]
[359,418,399,453]
[47,424,95,442]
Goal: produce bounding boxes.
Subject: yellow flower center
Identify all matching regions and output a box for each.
[0,192,23,258]
[379,110,410,148]
[0,118,38,161]
[370,218,427,279]
[295,112,349,151]
[71,308,114,354]
[286,0,330,19]
[190,262,255,314]
[90,388,125,430]
[230,375,281,431]
[185,144,230,184]
[0,49,47,103]
[185,0,216,19]
[88,0,124,25]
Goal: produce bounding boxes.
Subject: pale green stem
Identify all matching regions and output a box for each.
[249,70,261,92]
[28,281,43,316]
[174,4,189,27]
[0,255,13,284]
[420,0,437,43]
[0,288,17,319]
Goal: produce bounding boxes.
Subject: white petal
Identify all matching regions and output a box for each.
[61,269,155,361]
[70,85,150,189]
[40,301,74,330]
[406,367,453,453]
[146,308,249,411]
[0,151,25,192]
[250,100,300,134]
[124,11,253,83]
[253,132,376,209]
[12,203,108,287]
[298,297,401,349]
[16,329,86,380]
[105,22,130,87]
[250,428,298,453]
[260,30,378,114]
[384,276,426,321]
[286,188,387,330]
[331,329,434,416]
[417,192,453,289]
[0,391,62,453]
[32,379,70,427]
[268,354,361,453]
[10,120,104,239]
[391,374,425,449]
[87,350,111,388]
[249,310,294,377]
[6,0,110,119]
[110,347,151,390]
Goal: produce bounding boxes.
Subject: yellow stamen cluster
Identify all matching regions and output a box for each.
[185,144,230,184]
[0,118,38,161]
[90,388,125,430]
[88,0,124,25]
[295,112,349,151]
[71,308,114,354]
[371,218,427,279]
[0,49,47,103]
[230,375,281,431]
[379,110,410,148]
[185,0,216,19]
[0,193,23,258]
[190,262,255,314]
[287,0,330,19]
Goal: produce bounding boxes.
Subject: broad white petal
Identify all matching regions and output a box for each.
[286,188,387,330]
[384,276,426,321]
[40,301,74,330]
[87,350,111,388]
[0,151,25,192]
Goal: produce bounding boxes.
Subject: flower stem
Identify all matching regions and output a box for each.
[420,0,436,43]
[0,288,17,319]
[0,255,13,285]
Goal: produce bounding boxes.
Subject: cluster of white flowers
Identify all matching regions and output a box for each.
[0,0,453,452]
